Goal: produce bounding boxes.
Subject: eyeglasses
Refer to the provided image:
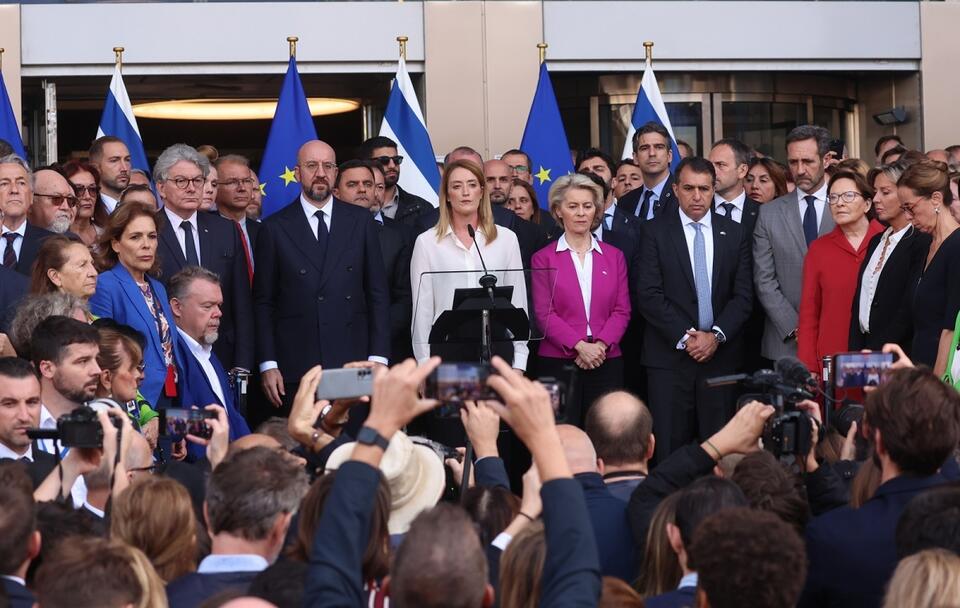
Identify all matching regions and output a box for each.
[507,164,529,174]
[136,361,146,373]
[827,191,864,206]
[34,193,79,208]
[165,176,205,190]
[900,198,924,215]
[373,155,404,167]
[71,183,98,197]
[219,178,256,189]
[299,161,337,174]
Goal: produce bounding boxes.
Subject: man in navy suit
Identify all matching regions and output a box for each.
[0,265,27,335]
[617,122,678,221]
[0,358,56,490]
[0,155,56,277]
[214,155,259,286]
[0,486,39,608]
[637,157,753,461]
[800,368,960,608]
[154,144,254,373]
[166,446,308,608]
[254,140,390,413]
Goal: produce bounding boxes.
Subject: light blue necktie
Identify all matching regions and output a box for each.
[692,222,714,330]
[604,211,613,231]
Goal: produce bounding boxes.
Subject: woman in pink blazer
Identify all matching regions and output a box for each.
[532,173,631,424]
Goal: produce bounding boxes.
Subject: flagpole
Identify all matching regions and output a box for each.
[396,36,408,60]
[643,41,654,67]
[113,47,124,72]
[287,36,298,59]
[0,48,4,71]
[537,42,547,64]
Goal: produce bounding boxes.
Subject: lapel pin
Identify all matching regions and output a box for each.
[720,231,727,236]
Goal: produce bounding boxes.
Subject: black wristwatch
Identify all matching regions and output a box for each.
[712,328,726,344]
[357,426,390,451]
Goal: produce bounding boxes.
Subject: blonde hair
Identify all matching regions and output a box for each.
[499,521,546,608]
[637,492,683,596]
[548,173,604,232]
[435,159,498,243]
[882,549,960,608]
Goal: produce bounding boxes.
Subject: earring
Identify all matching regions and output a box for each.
[936,206,941,215]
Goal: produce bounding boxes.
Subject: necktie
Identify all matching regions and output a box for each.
[181,221,200,266]
[604,211,613,232]
[802,195,819,246]
[692,222,714,331]
[638,189,655,220]
[235,222,254,286]
[315,210,328,248]
[2,232,18,268]
[720,202,736,218]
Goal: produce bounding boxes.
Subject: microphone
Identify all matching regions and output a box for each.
[775,356,816,389]
[467,224,498,302]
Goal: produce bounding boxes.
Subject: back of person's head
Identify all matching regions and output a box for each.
[205,446,308,541]
[462,485,520,547]
[110,476,198,582]
[255,417,299,452]
[0,486,36,577]
[882,548,960,608]
[689,508,806,608]
[248,559,307,608]
[0,459,35,498]
[731,450,810,533]
[675,477,748,555]
[585,390,654,468]
[9,293,88,359]
[389,503,491,608]
[34,536,166,608]
[498,520,545,608]
[898,158,954,204]
[864,367,960,476]
[289,471,391,581]
[29,314,100,369]
[599,576,644,608]
[637,491,682,597]
[896,483,960,558]
[28,500,102,586]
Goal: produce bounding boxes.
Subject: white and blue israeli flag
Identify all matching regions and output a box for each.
[379,57,441,206]
[97,65,150,173]
[621,59,681,170]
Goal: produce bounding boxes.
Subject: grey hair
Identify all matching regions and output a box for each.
[785,125,833,156]
[0,154,33,187]
[9,292,89,359]
[167,265,220,302]
[153,144,209,183]
[205,446,309,540]
[547,173,605,231]
[878,159,914,185]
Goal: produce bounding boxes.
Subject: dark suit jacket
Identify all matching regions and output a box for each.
[379,217,414,361]
[800,473,948,608]
[392,185,434,227]
[166,570,260,608]
[158,211,254,371]
[0,265,27,333]
[253,198,390,380]
[1,577,35,608]
[637,211,754,370]
[26,447,56,489]
[10,223,55,276]
[848,228,931,353]
[607,204,643,240]
[646,586,696,608]
[617,174,678,220]
[577,472,638,583]
[712,195,761,241]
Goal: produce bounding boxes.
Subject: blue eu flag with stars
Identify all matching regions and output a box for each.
[259,56,318,218]
[520,62,573,208]
[0,70,26,158]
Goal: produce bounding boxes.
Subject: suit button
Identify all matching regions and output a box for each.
[345,295,352,301]
[299,268,307,275]
[318,296,325,302]
[346,265,353,272]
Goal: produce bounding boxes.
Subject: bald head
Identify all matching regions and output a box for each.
[31,169,75,233]
[585,391,654,468]
[229,433,282,454]
[446,146,483,168]
[296,140,337,203]
[557,424,598,474]
[126,432,153,471]
[927,149,950,164]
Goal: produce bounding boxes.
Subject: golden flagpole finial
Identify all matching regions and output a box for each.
[113,46,125,71]
[537,43,548,64]
[643,41,654,63]
[397,36,409,60]
[287,36,299,58]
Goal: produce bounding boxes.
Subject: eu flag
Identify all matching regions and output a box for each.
[259,56,318,218]
[0,70,26,158]
[520,63,574,207]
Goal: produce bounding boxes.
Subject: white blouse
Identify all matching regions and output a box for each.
[410,224,529,370]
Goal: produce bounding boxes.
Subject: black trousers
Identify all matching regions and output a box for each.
[537,356,625,427]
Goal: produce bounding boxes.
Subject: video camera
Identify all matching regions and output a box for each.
[707,357,822,458]
[26,398,124,449]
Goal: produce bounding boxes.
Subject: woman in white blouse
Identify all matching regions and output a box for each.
[410,159,528,369]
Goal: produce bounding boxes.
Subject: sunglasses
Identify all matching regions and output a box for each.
[373,155,404,167]
[71,183,99,197]
[34,193,79,208]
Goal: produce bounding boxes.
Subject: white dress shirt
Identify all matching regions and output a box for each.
[178,328,227,406]
[100,193,119,214]
[0,219,27,262]
[858,224,911,333]
[410,224,529,370]
[197,554,269,574]
[639,175,670,220]
[0,441,31,461]
[163,207,202,261]
[595,201,617,241]
[679,208,714,285]
[36,404,88,508]
[797,181,828,230]
[713,190,746,224]
[236,216,255,271]
[381,188,400,220]
[556,234,602,336]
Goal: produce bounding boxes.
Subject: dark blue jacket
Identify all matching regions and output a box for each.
[0,265,27,333]
[165,571,259,608]
[1,577,34,608]
[576,472,638,583]
[646,586,696,608]
[800,473,948,608]
[475,456,511,490]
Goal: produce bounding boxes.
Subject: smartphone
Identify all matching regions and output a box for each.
[828,139,845,159]
[426,363,497,418]
[315,367,375,401]
[540,378,567,422]
[161,408,216,441]
[833,352,894,388]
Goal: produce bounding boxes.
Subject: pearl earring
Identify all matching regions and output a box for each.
[936,206,941,215]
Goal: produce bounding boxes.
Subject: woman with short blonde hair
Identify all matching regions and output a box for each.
[882,548,960,608]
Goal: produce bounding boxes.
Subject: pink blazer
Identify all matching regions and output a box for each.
[531,240,632,359]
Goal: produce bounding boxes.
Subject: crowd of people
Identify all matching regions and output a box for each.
[0,123,959,608]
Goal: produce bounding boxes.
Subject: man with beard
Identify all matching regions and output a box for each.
[88,136,131,216]
[0,155,55,276]
[483,159,512,206]
[360,136,432,227]
[168,266,250,450]
[30,316,102,506]
[253,141,389,417]
[29,169,76,235]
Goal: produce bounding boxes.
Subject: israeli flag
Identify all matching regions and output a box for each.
[621,59,681,170]
[97,66,150,173]
[379,57,440,206]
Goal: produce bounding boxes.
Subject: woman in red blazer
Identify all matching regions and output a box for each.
[532,173,631,425]
[798,169,884,374]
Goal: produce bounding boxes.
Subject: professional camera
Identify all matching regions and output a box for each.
[26,399,124,449]
[707,357,822,458]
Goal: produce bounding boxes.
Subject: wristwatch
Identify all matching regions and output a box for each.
[712,329,726,344]
[357,426,390,451]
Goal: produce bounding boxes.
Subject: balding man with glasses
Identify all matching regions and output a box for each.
[29,169,77,235]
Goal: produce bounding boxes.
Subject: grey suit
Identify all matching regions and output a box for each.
[752,190,835,360]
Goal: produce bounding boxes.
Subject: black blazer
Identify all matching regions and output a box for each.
[157,211,254,371]
[1,576,35,608]
[608,204,644,241]
[379,217,414,361]
[637,211,753,369]
[848,227,931,353]
[616,174,678,221]
[253,198,390,379]
[10,223,55,276]
[392,185,434,227]
[0,265,28,333]
[712,195,761,242]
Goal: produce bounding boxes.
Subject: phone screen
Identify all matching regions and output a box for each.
[426,363,497,417]
[162,408,214,441]
[833,352,894,388]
